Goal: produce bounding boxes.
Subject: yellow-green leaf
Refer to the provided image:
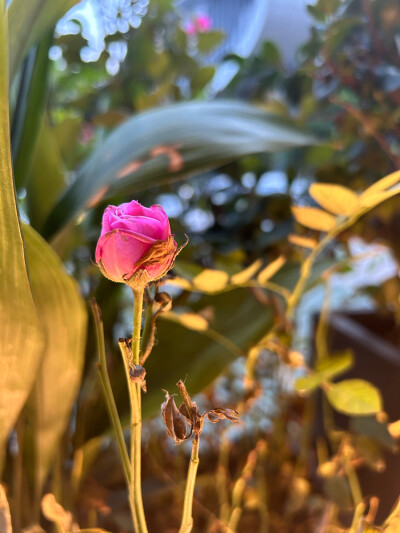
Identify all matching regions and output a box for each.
[0,1,44,465]
[257,256,286,283]
[291,206,337,232]
[359,188,400,209]
[309,183,359,216]
[24,225,87,494]
[193,269,229,293]
[325,379,382,415]
[295,351,353,394]
[231,259,263,285]
[288,234,317,249]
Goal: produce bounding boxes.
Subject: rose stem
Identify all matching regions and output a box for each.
[128,286,148,533]
[89,299,131,486]
[178,434,200,533]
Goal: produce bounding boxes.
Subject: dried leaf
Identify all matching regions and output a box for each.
[0,485,12,533]
[41,493,73,531]
[205,408,240,423]
[161,392,190,444]
[129,365,147,392]
[134,234,177,270]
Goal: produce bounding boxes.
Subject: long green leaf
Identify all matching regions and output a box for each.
[24,224,87,494]
[12,32,52,190]
[43,100,316,238]
[0,0,44,467]
[8,0,78,82]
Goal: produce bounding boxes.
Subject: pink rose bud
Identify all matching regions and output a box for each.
[95,200,178,286]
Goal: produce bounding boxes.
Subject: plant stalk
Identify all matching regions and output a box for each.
[128,286,148,533]
[90,299,131,486]
[178,435,200,533]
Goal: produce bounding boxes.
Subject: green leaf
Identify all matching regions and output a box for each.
[0,0,44,466]
[325,379,382,415]
[24,224,87,494]
[12,32,52,190]
[295,351,353,393]
[196,30,225,54]
[42,100,316,238]
[142,288,274,418]
[8,0,79,82]
[27,118,67,231]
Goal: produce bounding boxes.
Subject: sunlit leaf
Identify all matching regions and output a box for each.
[291,206,337,232]
[361,169,400,197]
[24,224,87,493]
[42,100,316,238]
[325,379,382,415]
[0,2,44,465]
[288,234,317,249]
[166,311,209,331]
[257,256,286,284]
[309,183,359,216]
[359,188,400,209]
[192,269,229,293]
[231,259,263,285]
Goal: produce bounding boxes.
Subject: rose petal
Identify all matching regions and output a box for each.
[95,229,153,282]
[115,215,165,241]
[100,205,117,236]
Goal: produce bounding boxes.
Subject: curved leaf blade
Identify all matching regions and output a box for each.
[0,0,44,464]
[24,224,87,493]
[43,100,316,238]
[8,0,78,82]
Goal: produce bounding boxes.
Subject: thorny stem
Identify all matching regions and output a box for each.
[178,435,200,533]
[89,299,131,487]
[128,286,148,533]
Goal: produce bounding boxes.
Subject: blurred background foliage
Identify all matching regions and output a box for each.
[1,0,400,531]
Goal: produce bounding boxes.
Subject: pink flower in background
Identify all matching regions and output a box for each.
[95,200,177,284]
[195,15,212,32]
[184,14,212,36]
[184,21,197,36]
